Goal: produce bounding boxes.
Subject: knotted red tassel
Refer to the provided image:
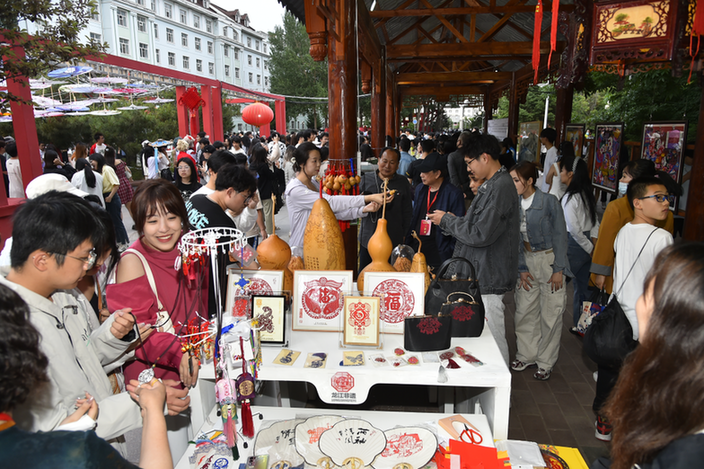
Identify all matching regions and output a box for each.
[223,404,237,448]
[241,400,254,438]
[533,0,544,84]
[548,0,560,68]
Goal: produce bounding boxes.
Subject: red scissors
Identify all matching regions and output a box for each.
[459,424,483,445]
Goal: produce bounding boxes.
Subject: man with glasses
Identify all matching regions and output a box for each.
[0,191,142,456]
[427,133,519,366]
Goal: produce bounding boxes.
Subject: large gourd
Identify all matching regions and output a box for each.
[303,196,346,270]
[411,230,431,294]
[257,196,291,270]
[358,179,396,293]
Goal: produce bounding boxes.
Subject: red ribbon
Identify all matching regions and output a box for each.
[548,0,560,69]
[689,0,704,83]
[533,0,544,84]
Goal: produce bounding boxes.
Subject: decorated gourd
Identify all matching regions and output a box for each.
[358,180,396,293]
[411,230,431,294]
[303,197,345,270]
[257,196,291,270]
[283,256,304,293]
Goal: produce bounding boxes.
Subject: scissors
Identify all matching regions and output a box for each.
[459,424,483,445]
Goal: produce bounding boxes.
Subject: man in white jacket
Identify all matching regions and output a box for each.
[1,191,143,456]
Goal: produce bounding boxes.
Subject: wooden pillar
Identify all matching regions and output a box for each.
[395,87,402,140]
[554,83,574,144]
[211,85,224,142]
[483,91,491,134]
[508,74,520,146]
[175,86,189,138]
[275,100,287,135]
[200,85,214,140]
[385,72,394,142]
[683,88,704,240]
[371,60,386,154]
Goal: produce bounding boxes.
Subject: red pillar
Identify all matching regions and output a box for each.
[200,85,214,141]
[275,100,287,135]
[211,85,224,142]
[175,86,189,137]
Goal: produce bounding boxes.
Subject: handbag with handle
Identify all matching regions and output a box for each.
[404,314,452,351]
[424,258,485,337]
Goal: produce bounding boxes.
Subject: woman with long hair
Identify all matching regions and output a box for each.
[250,142,277,236]
[284,142,391,257]
[509,161,569,381]
[71,158,104,208]
[174,156,202,200]
[596,242,704,469]
[90,151,129,249]
[71,142,87,168]
[559,153,599,327]
[105,146,135,219]
[544,141,572,200]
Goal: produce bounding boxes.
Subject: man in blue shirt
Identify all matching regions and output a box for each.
[397,137,414,179]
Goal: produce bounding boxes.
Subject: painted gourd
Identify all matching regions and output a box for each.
[257,196,291,270]
[303,198,345,270]
[358,187,396,292]
[411,230,431,294]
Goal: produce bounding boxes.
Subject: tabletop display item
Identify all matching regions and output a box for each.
[293,270,353,331]
[364,272,425,334]
[226,269,284,319]
[372,427,438,469]
[252,295,287,346]
[357,178,396,293]
[403,315,452,352]
[342,296,381,347]
[592,123,624,193]
[254,419,306,469]
[318,418,387,469]
[641,121,687,211]
[295,415,346,467]
[257,196,292,270]
[303,196,346,270]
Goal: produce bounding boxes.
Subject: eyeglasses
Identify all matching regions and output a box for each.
[177,165,191,171]
[50,249,97,270]
[639,194,669,203]
[244,193,254,204]
[465,158,477,168]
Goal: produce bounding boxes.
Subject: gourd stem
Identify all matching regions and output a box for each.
[382,178,388,220]
[271,195,277,235]
[412,230,423,251]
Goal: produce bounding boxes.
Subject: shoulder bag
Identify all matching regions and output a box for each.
[124,248,175,334]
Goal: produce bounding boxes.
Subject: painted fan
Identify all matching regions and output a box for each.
[295,415,346,468]
[319,419,387,469]
[254,419,305,469]
[372,427,438,469]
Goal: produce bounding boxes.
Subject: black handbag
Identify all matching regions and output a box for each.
[404,314,452,352]
[440,292,485,337]
[425,257,484,316]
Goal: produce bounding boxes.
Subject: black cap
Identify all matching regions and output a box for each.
[417,152,446,173]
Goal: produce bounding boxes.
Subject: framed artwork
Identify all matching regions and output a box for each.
[252,295,287,346]
[225,269,284,319]
[592,123,624,193]
[565,124,586,158]
[363,272,425,334]
[641,121,687,211]
[292,270,353,331]
[342,296,381,347]
[518,121,542,163]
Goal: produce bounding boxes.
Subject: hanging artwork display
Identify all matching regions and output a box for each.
[292,270,353,331]
[641,121,688,211]
[565,124,586,158]
[517,121,542,163]
[342,296,381,347]
[592,123,624,193]
[225,269,283,319]
[364,272,425,334]
[251,295,287,346]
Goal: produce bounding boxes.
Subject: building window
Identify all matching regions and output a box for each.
[183,56,189,69]
[257,74,260,84]
[255,39,259,50]
[91,8,100,21]
[168,52,175,66]
[196,59,202,72]
[156,48,160,62]
[181,33,188,47]
[235,68,240,78]
[263,43,266,53]
[207,41,213,54]
[247,37,251,47]
[195,37,201,50]
[119,37,129,54]
[193,15,200,28]
[117,9,127,26]
[264,61,268,70]
[139,42,149,59]
[233,30,238,41]
[256,57,260,67]
[208,62,214,75]
[206,19,212,32]
[136,0,144,5]
[89,32,101,43]
[166,28,173,43]
[224,45,228,57]
[164,3,172,18]
[234,49,239,59]
[137,15,147,32]
[248,72,252,82]
[180,9,187,24]
[225,65,230,77]
[265,76,268,86]
[150,0,156,11]
[247,55,252,65]
[153,24,158,38]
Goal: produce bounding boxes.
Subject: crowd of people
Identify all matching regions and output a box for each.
[0,124,699,468]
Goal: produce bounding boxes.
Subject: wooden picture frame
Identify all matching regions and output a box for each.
[252,295,287,346]
[292,270,353,331]
[225,269,284,319]
[342,296,381,347]
[518,121,542,163]
[592,123,624,193]
[641,121,687,212]
[565,124,586,158]
[363,272,425,334]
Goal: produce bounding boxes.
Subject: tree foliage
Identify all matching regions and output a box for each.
[267,12,328,126]
[1,0,105,111]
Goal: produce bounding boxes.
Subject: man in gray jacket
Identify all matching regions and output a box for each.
[0,191,143,456]
[428,133,519,366]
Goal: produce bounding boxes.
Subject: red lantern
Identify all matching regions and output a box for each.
[241,102,274,127]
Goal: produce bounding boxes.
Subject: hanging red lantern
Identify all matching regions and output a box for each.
[241,102,274,127]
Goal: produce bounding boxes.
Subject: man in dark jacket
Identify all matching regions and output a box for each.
[447,131,472,207]
[428,133,519,366]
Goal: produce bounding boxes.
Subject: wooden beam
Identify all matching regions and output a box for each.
[397,71,513,84]
[477,0,528,43]
[388,41,560,58]
[370,3,570,17]
[418,0,468,43]
[399,85,487,95]
[387,0,454,44]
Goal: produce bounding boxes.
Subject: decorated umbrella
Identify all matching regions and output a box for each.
[93,97,119,103]
[32,96,63,107]
[47,66,93,78]
[59,84,112,94]
[30,78,67,89]
[90,110,122,116]
[90,77,128,84]
[65,111,92,116]
[112,87,149,94]
[0,116,12,123]
[143,97,174,104]
[117,103,148,111]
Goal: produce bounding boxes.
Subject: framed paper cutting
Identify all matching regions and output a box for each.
[225,269,284,319]
[565,124,585,158]
[252,295,287,346]
[363,272,425,334]
[592,123,623,193]
[292,270,353,331]
[641,121,687,212]
[342,296,380,347]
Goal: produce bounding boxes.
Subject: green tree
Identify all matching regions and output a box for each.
[1,0,105,112]
[494,84,556,126]
[268,13,328,126]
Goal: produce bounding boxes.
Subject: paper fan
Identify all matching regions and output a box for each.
[254,419,305,469]
[372,427,437,469]
[319,419,387,469]
[295,415,346,467]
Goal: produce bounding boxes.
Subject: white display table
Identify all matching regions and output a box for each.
[192,323,510,441]
[176,405,495,469]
